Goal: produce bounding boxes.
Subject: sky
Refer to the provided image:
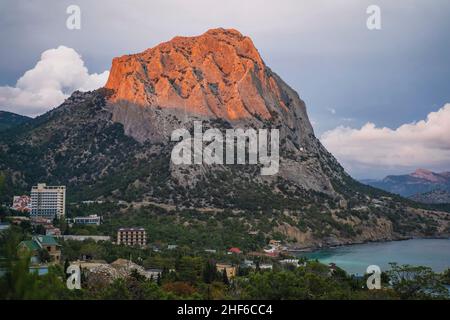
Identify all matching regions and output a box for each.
[0,0,449,178]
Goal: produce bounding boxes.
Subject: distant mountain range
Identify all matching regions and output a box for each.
[361,169,450,201]
[0,111,30,131]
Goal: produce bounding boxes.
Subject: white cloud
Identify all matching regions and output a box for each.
[321,104,450,178]
[0,46,109,117]
[327,107,336,115]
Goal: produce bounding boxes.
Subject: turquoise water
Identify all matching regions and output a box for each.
[29,266,49,275]
[298,239,450,275]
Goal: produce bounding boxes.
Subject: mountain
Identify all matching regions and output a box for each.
[363,169,450,197]
[0,29,449,247]
[104,28,340,193]
[0,111,31,131]
[409,189,450,204]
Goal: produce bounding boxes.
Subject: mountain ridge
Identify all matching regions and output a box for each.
[0,29,449,247]
[363,169,450,197]
[0,110,31,132]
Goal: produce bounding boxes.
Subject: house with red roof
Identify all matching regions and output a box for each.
[228,247,242,254]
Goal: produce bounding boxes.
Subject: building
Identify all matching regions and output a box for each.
[216,263,237,279]
[259,263,273,270]
[58,235,111,242]
[0,223,10,232]
[44,225,61,236]
[8,216,30,225]
[146,268,163,281]
[241,259,256,269]
[269,239,281,246]
[69,214,101,225]
[30,183,66,219]
[11,195,31,212]
[279,259,301,268]
[228,247,242,254]
[30,216,53,227]
[18,235,61,264]
[117,227,146,247]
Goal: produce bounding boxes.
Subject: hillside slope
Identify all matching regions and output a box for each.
[0,29,449,247]
[0,110,31,131]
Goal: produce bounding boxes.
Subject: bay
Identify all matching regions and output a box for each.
[298,238,450,275]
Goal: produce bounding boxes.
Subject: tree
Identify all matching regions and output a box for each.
[64,259,70,279]
[222,269,229,286]
[0,171,6,195]
[130,268,146,282]
[19,221,32,233]
[441,268,450,285]
[101,279,131,300]
[156,273,162,286]
[0,228,75,300]
[202,259,218,284]
[34,224,46,235]
[388,263,449,299]
[162,281,196,298]
[38,249,51,263]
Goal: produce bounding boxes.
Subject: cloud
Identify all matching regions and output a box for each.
[321,104,450,178]
[327,107,336,115]
[0,46,109,117]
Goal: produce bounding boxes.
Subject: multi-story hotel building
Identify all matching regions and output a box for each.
[117,227,147,247]
[30,183,66,219]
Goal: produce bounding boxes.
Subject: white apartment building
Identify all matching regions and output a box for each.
[30,183,66,219]
[75,214,101,225]
[69,214,102,225]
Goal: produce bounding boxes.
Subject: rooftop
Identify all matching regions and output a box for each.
[118,227,145,232]
[34,235,60,246]
[19,240,40,251]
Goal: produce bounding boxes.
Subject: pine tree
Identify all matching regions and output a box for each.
[222,269,229,286]
[202,259,217,284]
[64,259,70,279]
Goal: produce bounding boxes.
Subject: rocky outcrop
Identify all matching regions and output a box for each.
[104,28,344,195]
[106,29,303,121]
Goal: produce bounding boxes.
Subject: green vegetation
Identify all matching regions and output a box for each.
[0,111,31,132]
[1,225,449,300]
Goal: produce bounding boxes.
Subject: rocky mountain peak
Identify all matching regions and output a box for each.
[104,28,293,121]
[411,168,447,183]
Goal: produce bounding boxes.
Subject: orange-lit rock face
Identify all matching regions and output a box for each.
[105,28,286,121]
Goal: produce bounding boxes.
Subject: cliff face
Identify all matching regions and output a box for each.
[104,28,342,195]
[105,28,308,123]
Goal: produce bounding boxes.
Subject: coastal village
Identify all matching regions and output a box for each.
[0,183,319,287]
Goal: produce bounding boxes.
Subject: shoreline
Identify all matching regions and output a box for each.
[287,235,450,254]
